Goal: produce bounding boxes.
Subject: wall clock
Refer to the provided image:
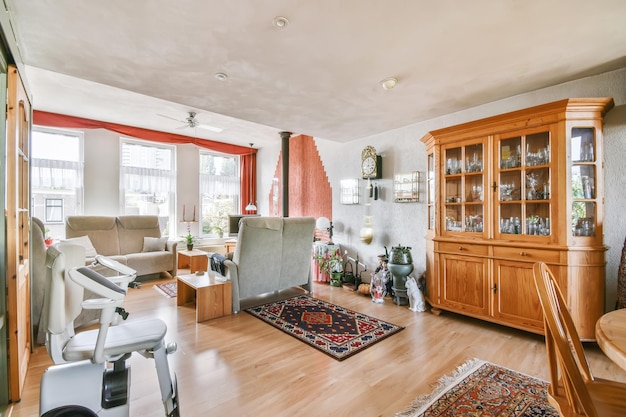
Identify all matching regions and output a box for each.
[361,146,382,179]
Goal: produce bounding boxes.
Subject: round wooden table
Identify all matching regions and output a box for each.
[596,308,626,370]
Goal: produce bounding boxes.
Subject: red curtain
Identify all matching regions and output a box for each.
[33,110,257,213]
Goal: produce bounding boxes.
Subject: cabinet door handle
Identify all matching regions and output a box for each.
[519,251,527,256]
[492,181,498,191]
[492,284,497,293]
[458,246,465,251]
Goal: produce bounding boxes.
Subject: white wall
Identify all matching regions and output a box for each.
[78,67,626,310]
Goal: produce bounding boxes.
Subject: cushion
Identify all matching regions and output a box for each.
[142,236,168,252]
[64,235,98,258]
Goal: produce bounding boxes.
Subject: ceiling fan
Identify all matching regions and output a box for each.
[157,111,223,133]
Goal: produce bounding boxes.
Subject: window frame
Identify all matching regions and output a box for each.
[119,137,176,237]
[199,150,241,238]
[31,126,85,230]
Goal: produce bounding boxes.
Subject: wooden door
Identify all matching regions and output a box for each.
[439,254,489,317]
[6,64,31,402]
[492,259,544,333]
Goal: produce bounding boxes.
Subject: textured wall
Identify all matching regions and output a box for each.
[269,134,332,220]
[603,104,626,309]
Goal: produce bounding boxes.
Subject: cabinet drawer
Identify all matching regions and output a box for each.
[438,242,489,256]
[493,247,560,263]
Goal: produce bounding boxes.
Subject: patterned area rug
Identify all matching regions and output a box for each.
[395,359,559,417]
[246,295,404,361]
[154,282,177,298]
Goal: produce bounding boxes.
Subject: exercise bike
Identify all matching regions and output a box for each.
[40,245,180,416]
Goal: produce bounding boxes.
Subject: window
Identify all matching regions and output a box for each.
[120,139,175,236]
[45,198,64,222]
[199,152,240,237]
[31,127,84,237]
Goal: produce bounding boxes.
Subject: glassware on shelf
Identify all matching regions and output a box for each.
[500,183,516,201]
[582,176,594,199]
[571,128,595,162]
[500,143,522,169]
[446,158,462,174]
[526,216,551,236]
[525,144,550,166]
[526,172,539,200]
[500,216,521,234]
[446,217,462,232]
[465,152,483,172]
[465,215,483,232]
[573,217,595,236]
[467,185,483,202]
[580,143,595,162]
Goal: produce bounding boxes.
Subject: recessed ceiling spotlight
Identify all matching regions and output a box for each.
[273,16,289,29]
[381,77,398,90]
[215,72,228,81]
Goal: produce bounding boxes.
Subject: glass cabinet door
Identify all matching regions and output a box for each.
[571,127,597,237]
[442,141,484,235]
[496,131,551,238]
[427,153,435,230]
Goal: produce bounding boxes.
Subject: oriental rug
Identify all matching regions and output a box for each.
[154,282,177,298]
[245,295,404,361]
[395,359,559,417]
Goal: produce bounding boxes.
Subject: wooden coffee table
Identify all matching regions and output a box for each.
[177,249,209,273]
[176,272,232,322]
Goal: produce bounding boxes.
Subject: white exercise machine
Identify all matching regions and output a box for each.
[40,246,180,416]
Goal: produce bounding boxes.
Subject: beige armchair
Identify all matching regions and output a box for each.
[223,216,316,313]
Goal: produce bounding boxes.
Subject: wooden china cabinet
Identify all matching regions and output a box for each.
[421,98,614,340]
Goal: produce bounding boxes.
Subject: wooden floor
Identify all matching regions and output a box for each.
[9,273,626,417]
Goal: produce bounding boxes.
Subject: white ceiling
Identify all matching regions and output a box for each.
[7,1,626,148]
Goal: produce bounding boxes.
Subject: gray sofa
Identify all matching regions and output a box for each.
[65,215,177,279]
[223,216,316,313]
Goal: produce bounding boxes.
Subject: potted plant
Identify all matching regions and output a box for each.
[314,248,344,287]
[211,225,224,239]
[181,223,196,250]
[44,227,54,246]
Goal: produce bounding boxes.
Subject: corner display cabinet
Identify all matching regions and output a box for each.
[421,98,614,340]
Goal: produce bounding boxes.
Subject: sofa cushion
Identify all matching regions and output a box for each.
[142,236,168,252]
[66,216,120,256]
[64,235,98,258]
[125,251,174,276]
[116,215,161,255]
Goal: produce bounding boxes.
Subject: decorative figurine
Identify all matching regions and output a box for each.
[406,276,426,312]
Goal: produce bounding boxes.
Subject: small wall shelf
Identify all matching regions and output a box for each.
[394,172,419,203]
[340,179,360,205]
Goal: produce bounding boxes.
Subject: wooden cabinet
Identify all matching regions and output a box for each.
[6,65,32,401]
[421,98,613,340]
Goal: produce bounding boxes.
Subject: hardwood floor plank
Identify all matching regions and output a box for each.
[9,275,626,416]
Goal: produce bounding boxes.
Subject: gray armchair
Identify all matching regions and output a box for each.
[223,217,316,313]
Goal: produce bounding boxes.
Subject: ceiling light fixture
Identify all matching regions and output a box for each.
[245,143,257,212]
[381,77,398,90]
[273,16,289,29]
[215,72,228,81]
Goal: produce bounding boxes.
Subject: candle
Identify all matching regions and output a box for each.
[183,205,185,221]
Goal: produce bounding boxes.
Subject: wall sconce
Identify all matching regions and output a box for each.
[316,216,334,244]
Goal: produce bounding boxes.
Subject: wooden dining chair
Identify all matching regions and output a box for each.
[533,262,626,417]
